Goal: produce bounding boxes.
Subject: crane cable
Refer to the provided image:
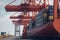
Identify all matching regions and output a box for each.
[7,0,16,5]
[6,0,18,16]
[11,12,18,16]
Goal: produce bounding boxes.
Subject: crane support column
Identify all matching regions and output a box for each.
[14,25,20,36]
[53,0,60,34]
[54,0,58,19]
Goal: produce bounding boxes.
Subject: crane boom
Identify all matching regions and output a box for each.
[5,4,45,12]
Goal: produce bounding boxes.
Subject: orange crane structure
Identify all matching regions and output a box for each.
[5,0,60,38]
[5,0,46,37]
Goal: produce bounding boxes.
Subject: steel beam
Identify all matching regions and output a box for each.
[12,20,30,24]
[10,15,32,19]
[5,4,45,12]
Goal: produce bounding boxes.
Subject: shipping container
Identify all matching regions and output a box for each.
[48,6,53,9]
[35,9,47,27]
[48,6,53,16]
[35,19,43,24]
[1,32,6,36]
[27,9,48,30]
[28,20,35,30]
[47,6,54,21]
[36,9,45,17]
[35,15,43,21]
[35,21,43,27]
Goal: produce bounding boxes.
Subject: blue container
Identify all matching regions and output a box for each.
[35,10,44,25]
[47,6,54,21]
[36,9,46,17]
[48,11,53,15]
[28,20,35,30]
[49,6,53,9]
[48,10,53,13]
[48,13,53,16]
[43,17,48,24]
[35,9,46,21]
[35,9,47,27]
[35,21,43,27]
[35,16,43,22]
[28,9,48,29]
[1,32,6,36]
[48,6,53,17]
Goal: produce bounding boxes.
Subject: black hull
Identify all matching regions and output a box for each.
[22,22,60,38]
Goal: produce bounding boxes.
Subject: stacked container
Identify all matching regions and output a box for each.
[35,9,47,27]
[48,6,54,21]
[28,20,35,30]
[27,9,48,30]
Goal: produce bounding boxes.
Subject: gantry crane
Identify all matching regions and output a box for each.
[5,0,47,37]
[10,12,32,36]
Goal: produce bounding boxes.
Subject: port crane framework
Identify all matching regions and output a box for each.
[5,0,60,38]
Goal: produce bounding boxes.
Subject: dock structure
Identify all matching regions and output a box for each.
[4,0,60,39]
